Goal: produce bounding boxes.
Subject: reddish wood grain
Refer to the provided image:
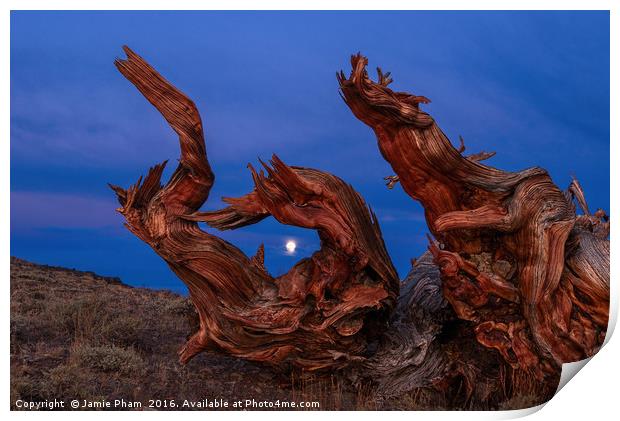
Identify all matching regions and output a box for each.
[110,48,608,404]
[110,47,399,372]
[338,53,609,377]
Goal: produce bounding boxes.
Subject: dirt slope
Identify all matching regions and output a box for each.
[10,257,538,410]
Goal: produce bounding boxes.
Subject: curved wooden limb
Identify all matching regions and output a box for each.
[178,328,211,365]
[475,321,549,379]
[110,47,399,373]
[113,46,214,214]
[384,174,400,189]
[108,47,606,407]
[434,205,514,233]
[428,238,519,303]
[467,151,496,162]
[339,53,609,378]
[183,190,270,230]
[358,252,559,406]
[567,177,591,216]
[428,237,553,378]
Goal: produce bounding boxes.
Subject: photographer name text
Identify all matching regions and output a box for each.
[14,398,320,410]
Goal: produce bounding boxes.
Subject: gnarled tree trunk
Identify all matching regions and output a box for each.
[338,54,608,372]
[110,47,399,372]
[110,47,609,408]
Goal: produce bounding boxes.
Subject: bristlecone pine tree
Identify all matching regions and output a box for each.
[110,46,609,408]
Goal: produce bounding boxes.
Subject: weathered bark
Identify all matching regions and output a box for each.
[337,54,609,380]
[110,46,399,372]
[110,47,609,407]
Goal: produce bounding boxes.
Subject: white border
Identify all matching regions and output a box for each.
[0,1,618,10]
[3,2,617,420]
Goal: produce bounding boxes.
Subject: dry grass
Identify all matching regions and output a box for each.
[10,257,540,411]
[10,257,367,410]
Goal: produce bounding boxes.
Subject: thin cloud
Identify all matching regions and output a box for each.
[10,191,122,231]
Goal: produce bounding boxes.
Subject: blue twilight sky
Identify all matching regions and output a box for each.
[10,11,610,293]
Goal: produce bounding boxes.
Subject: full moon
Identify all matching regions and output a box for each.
[285,240,297,253]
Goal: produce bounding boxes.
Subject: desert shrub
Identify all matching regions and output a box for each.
[99,314,149,350]
[43,294,115,340]
[11,294,46,314]
[162,295,194,315]
[71,343,146,375]
[11,293,115,346]
[44,364,107,402]
[10,314,31,343]
[43,363,142,407]
[15,285,158,351]
[11,376,47,403]
[10,310,61,345]
[44,294,154,349]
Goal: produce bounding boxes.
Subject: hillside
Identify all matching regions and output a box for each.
[9,257,400,410]
[10,257,539,411]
